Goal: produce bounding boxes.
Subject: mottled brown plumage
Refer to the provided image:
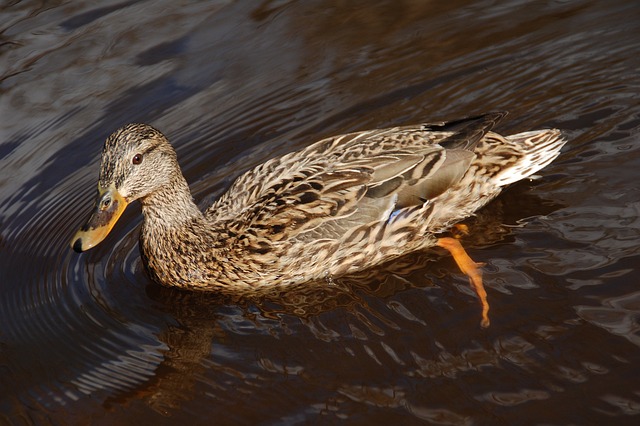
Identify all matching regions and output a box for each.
[71,113,566,321]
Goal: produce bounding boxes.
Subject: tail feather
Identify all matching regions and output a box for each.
[493,129,567,187]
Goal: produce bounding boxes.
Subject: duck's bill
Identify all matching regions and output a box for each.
[71,185,128,252]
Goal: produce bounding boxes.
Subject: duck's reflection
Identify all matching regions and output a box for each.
[104,188,562,415]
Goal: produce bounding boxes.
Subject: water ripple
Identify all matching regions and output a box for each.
[3,0,640,423]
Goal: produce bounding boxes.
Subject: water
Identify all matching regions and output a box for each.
[1,0,640,424]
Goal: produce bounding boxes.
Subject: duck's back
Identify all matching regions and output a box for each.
[207,113,505,223]
[203,113,565,281]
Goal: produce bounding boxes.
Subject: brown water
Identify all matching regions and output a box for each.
[2,1,640,424]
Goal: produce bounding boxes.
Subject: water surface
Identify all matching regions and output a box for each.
[2,1,640,424]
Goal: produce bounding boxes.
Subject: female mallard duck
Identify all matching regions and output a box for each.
[71,112,566,326]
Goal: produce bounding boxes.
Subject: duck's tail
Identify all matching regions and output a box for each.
[492,129,568,187]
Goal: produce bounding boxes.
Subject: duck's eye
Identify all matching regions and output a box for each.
[132,154,143,165]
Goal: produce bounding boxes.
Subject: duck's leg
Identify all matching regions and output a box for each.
[436,237,490,328]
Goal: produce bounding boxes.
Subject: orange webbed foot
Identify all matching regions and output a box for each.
[436,237,490,328]
[452,223,470,237]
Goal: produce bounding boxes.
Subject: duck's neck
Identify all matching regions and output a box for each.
[139,172,204,229]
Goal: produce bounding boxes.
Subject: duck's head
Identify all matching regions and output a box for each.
[71,123,178,252]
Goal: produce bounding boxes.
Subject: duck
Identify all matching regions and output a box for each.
[71,112,567,327]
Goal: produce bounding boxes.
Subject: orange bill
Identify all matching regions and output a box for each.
[71,184,128,252]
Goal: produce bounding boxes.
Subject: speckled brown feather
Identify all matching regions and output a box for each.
[87,113,566,291]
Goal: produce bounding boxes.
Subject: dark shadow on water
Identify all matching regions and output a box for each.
[103,185,564,415]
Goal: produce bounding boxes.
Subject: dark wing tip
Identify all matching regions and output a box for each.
[423,111,507,131]
[425,111,509,151]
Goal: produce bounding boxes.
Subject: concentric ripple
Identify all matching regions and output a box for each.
[0,166,169,410]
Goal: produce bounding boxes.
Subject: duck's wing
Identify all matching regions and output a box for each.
[208,113,504,243]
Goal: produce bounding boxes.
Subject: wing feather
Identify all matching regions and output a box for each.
[206,113,505,245]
